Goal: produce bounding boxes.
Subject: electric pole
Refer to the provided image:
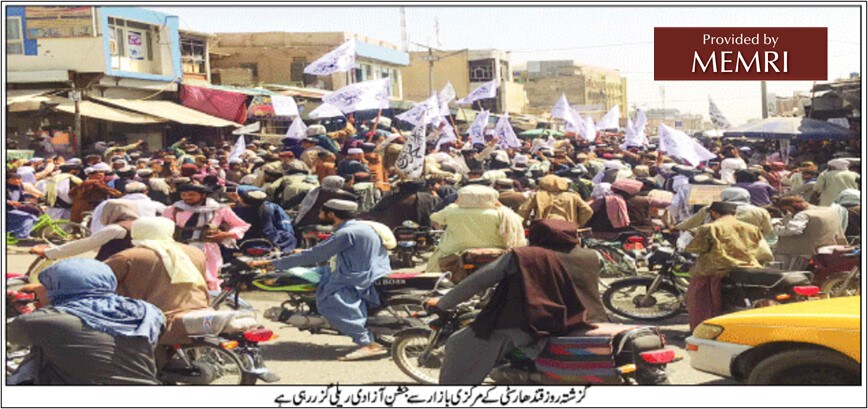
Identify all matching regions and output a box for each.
[761,80,768,118]
[399,7,408,52]
[412,42,467,95]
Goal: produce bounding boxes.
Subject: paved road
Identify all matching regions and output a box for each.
[5,243,732,385]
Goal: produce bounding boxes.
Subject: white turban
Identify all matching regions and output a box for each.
[828,159,850,170]
[131,217,205,286]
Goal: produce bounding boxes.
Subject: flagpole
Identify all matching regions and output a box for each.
[369,109,382,142]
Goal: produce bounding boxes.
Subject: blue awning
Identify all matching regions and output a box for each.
[723,117,855,140]
[355,40,409,66]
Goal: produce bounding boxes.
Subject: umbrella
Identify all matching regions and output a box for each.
[518,128,564,138]
[723,117,855,140]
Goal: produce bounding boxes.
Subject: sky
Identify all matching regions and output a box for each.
[149,5,862,126]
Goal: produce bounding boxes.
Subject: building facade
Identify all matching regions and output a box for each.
[521,60,627,119]
[401,49,529,114]
[210,32,408,98]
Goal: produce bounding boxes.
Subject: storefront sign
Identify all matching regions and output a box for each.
[25,6,94,39]
[128,31,144,60]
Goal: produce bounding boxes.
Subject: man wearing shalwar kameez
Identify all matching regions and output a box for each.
[252,199,392,361]
[162,184,250,290]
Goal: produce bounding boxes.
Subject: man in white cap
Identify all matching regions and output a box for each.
[68,163,123,223]
[249,199,393,361]
[89,182,167,233]
[814,159,859,206]
[337,148,369,178]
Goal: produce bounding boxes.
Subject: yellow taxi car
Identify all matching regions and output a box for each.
[686,296,861,385]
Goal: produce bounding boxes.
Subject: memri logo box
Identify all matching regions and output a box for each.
[654,27,827,80]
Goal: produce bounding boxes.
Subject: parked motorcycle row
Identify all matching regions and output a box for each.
[6,217,860,386]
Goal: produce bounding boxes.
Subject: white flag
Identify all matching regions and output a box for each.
[550,94,581,131]
[597,105,620,130]
[456,79,498,105]
[304,40,356,76]
[435,119,458,150]
[622,113,649,148]
[396,113,428,179]
[285,116,308,141]
[323,78,391,113]
[495,113,521,149]
[271,95,299,117]
[438,82,456,116]
[468,110,490,145]
[308,103,345,120]
[228,135,247,161]
[396,94,441,126]
[232,121,261,135]
[709,98,732,129]
[657,124,716,166]
[581,115,596,143]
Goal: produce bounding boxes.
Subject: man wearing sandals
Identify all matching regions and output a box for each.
[249,199,392,361]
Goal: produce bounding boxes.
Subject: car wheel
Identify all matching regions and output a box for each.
[747,348,860,385]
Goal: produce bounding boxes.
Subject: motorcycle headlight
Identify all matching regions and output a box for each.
[692,323,724,340]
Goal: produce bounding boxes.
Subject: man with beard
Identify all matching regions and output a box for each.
[162,184,250,290]
[68,163,123,223]
[249,199,392,361]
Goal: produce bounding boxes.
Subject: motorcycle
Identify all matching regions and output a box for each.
[391,221,443,269]
[212,258,446,346]
[392,298,676,385]
[298,225,333,249]
[602,245,822,321]
[819,248,861,297]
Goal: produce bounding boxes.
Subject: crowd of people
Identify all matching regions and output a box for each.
[5,112,862,384]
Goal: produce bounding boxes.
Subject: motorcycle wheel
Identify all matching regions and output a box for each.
[391,328,441,385]
[169,343,247,385]
[603,277,683,321]
[374,297,426,347]
[820,271,861,297]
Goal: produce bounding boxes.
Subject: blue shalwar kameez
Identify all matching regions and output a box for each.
[271,220,391,345]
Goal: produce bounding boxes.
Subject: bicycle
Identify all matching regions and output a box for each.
[29,214,90,246]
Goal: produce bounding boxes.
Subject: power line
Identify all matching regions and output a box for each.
[510,41,652,53]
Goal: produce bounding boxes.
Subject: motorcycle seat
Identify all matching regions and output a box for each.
[180,309,259,336]
[565,323,643,338]
[728,268,812,287]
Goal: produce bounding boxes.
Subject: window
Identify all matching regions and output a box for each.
[181,37,207,74]
[469,59,495,81]
[107,18,153,62]
[362,64,372,80]
[6,16,24,55]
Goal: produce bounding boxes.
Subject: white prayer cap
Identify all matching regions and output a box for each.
[323,199,359,213]
[91,163,112,173]
[207,159,219,165]
[124,182,148,193]
[66,158,83,166]
[604,160,625,170]
[493,150,509,163]
[136,168,154,177]
[378,117,392,128]
[306,125,327,136]
[229,158,243,164]
[512,154,529,165]
[348,148,364,155]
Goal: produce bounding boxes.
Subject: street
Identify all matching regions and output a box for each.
[5,243,732,386]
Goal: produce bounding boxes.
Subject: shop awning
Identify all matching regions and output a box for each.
[6,90,55,112]
[9,95,166,124]
[92,97,241,128]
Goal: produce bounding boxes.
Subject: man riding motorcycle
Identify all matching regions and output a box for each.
[249,199,393,361]
[424,220,598,384]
